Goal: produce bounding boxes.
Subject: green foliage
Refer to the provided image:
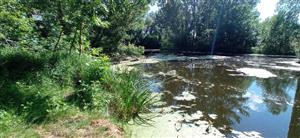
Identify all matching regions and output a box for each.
[0,46,153,135]
[127,13,162,49]
[0,0,152,136]
[292,31,300,58]
[101,70,154,122]
[118,44,144,57]
[141,0,259,54]
[66,68,154,123]
[0,0,35,47]
[50,52,110,86]
[3,0,300,136]
[256,0,300,55]
[0,47,46,81]
[0,110,39,137]
[90,0,151,52]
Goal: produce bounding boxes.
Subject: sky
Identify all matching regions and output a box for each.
[149,0,280,21]
[256,0,279,20]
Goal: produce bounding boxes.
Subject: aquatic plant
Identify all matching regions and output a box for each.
[101,70,154,123]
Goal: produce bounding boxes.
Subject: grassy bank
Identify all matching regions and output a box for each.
[0,47,153,137]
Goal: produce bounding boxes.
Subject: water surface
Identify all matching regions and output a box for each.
[136,56,300,137]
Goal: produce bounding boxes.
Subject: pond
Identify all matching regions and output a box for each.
[132,55,300,138]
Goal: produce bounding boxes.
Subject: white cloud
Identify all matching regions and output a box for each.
[244,91,264,112]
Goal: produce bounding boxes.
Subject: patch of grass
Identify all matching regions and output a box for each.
[0,110,39,137]
[37,113,123,138]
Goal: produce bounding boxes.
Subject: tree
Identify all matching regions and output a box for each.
[0,0,35,47]
[21,0,110,53]
[148,0,259,54]
[260,0,300,55]
[126,13,162,49]
[90,0,151,53]
[214,0,259,54]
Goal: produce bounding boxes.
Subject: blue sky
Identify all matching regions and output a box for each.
[149,0,279,20]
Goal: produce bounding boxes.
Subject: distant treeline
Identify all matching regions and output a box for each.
[131,0,300,56]
[1,0,300,56]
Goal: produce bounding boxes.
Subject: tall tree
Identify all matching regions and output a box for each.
[22,0,109,53]
[214,0,259,54]
[0,0,35,47]
[150,0,259,54]
[261,0,300,55]
[90,0,151,52]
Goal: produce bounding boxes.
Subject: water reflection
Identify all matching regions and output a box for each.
[258,78,295,115]
[137,57,300,137]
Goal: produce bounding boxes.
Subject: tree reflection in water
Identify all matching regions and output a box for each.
[141,60,253,134]
[288,78,300,138]
[258,78,295,115]
[140,59,299,136]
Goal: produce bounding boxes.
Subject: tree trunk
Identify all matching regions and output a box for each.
[79,23,83,55]
[53,29,63,52]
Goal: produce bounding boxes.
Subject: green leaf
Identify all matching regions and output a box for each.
[92,15,110,28]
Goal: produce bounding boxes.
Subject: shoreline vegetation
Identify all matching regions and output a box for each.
[0,47,155,137]
[1,0,299,137]
[1,47,300,137]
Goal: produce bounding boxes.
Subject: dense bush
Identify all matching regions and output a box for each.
[66,70,154,122]
[49,52,110,86]
[0,47,153,136]
[0,47,46,81]
[117,43,144,57]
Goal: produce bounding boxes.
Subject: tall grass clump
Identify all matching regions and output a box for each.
[101,70,154,123]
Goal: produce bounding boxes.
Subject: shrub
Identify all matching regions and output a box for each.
[66,69,154,123]
[67,80,112,111]
[0,46,154,136]
[49,52,110,86]
[292,38,300,59]
[17,78,69,123]
[80,56,110,83]
[117,43,144,57]
[0,47,111,122]
[0,47,46,81]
